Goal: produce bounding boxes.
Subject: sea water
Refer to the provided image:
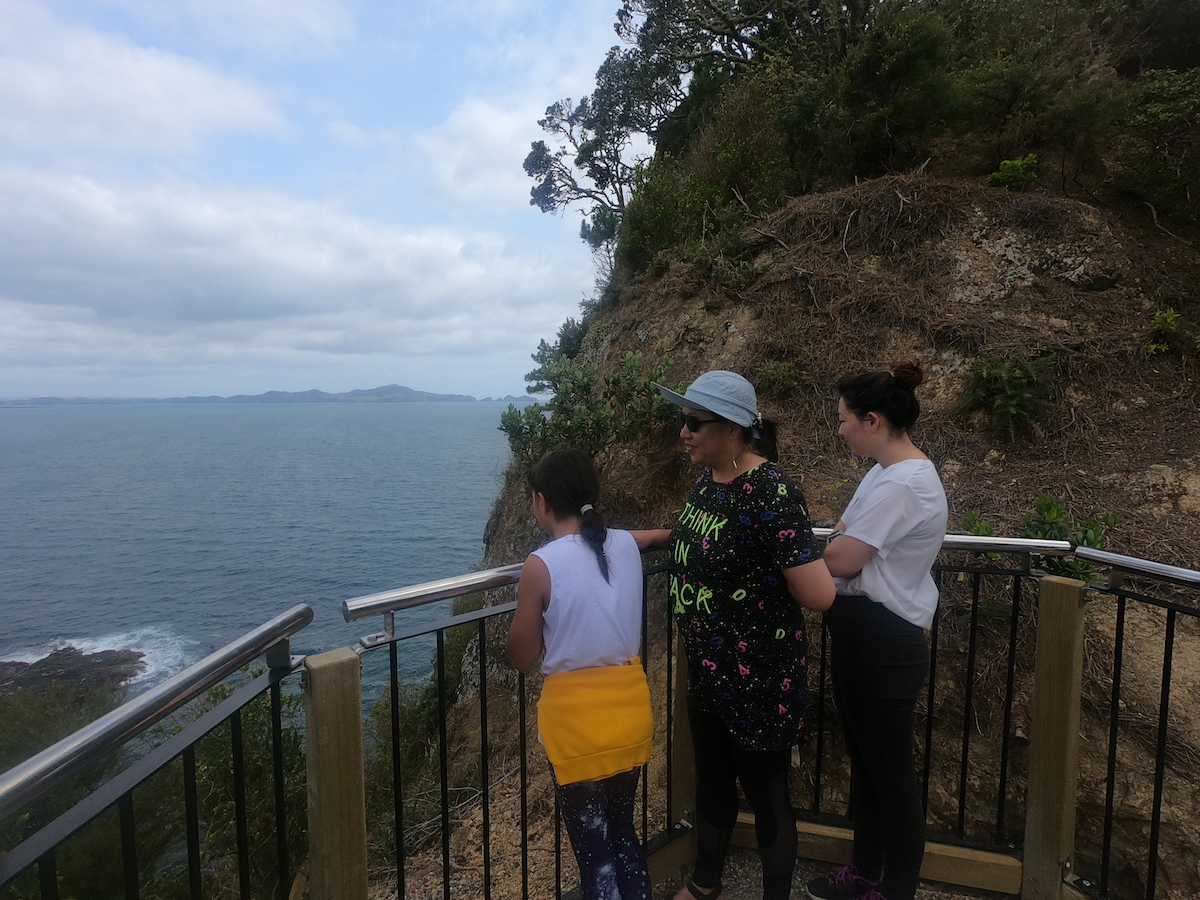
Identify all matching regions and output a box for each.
[0,402,515,694]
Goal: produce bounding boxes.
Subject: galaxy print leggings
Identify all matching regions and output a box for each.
[554,767,652,900]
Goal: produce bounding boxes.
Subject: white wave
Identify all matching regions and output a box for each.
[0,627,204,687]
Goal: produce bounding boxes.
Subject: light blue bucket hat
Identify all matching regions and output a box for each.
[655,370,762,429]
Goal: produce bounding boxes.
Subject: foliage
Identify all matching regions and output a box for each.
[0,670,306,900]
[0,666,133,899]
[525,317,590,394]
[1023,495,1121,581]
[960,352,1056,442]
[836,2,959,175]
[524,0,1198,292]
[500,353,674,464]
[986,154,1039,191]
[1119,68,1200,222]
[962,509,995,537]
[1147,306,1200,356]
[617,62,800,275]
[616,0,880,73]
[755,361,797,398]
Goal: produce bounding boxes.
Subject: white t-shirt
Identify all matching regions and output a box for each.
[533,529,644,675]
[833,458,948,629]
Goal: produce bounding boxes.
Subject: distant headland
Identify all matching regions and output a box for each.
[1,385,539,407]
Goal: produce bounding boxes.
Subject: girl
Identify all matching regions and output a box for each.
[506,449,654,900]
[807,362,948,900]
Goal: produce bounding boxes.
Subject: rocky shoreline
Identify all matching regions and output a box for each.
[0,646,145,699]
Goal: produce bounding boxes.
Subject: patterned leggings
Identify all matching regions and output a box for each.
[554,767,652,900]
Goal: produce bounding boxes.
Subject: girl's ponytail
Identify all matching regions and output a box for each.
[528,449,611,583]
[578,503,610,584]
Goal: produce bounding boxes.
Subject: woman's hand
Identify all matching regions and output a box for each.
[784,559,836,611]
[630,529,672,551]
[505,555,550,672]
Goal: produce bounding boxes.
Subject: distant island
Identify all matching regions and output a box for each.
[1,386,540,407]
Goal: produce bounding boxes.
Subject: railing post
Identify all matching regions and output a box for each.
[303,648,368,900]
[1023,575,1088,900]
[647,635,697,884]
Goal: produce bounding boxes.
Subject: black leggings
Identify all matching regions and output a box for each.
[555,767,652,900]
[687,703,796,900]
[827,594,930,900]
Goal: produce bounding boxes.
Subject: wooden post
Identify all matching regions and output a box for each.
[1023,575,1088,900]
[304,647,368,900]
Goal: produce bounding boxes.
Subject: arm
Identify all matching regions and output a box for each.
[505,555,550,672]
[822,532,877,578]
[784,559,836,612]
[630,528,672,551]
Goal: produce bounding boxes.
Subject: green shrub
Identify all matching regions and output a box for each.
[986,153,1039,190]
[1147,306,1198,356]
[756,361,797,398]
[1119,69,1200,223]
[1023,494,1121,581]
[500,353,674,464]
[960,352,1056,441]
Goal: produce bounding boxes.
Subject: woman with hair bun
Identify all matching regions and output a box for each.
[806,362,948,900]
[507,448,653,900]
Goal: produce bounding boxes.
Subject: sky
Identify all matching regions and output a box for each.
[0,0,626,399]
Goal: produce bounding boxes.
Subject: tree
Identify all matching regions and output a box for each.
[525,317,590,394]
[616,0,882,71]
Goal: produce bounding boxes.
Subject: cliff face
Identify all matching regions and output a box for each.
[485,174,1200,570]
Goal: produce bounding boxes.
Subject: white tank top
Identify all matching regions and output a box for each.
[533,529,644,675]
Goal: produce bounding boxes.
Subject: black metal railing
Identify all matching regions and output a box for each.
[1073,548,1200,900]
[346,561,677,900]
[0,605,312,900]
[800,541,1061,853]
[6,539,1198,900]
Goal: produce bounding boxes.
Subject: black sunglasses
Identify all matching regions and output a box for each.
[679,413,726,433]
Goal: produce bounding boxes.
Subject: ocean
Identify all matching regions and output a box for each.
[0,401,516,692]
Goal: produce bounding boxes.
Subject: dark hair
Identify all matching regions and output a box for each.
[836,360,925,432]
[527,449,610,583]
[739,420,779,462]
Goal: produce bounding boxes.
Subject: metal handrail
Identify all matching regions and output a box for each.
[342,563,524,622]
[341,533,1075,625]
[1076,545,1200,588]
[0,603,313,825]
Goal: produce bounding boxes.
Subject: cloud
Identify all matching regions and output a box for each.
[79,0,356,58]
[0,0,285,156]
[412,97,541,212]
[0,167,592,396]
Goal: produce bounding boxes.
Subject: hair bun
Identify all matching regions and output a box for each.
[890,360,925,391]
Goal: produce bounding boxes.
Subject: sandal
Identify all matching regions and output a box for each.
[675,875,724,900]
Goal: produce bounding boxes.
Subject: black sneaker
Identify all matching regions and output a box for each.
[806,864,880,900]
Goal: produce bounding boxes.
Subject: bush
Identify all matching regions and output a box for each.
[756,361,797,398]
[1023,494,1120,581]
[1146,306,1199,356]
[986,154,1039,191]
[960,352,1055,441]
[1119,68,1200,223]
[500,353,675,464]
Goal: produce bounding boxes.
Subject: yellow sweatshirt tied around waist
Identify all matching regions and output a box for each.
[537,657,653,785]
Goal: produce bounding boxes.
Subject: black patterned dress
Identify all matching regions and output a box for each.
[668,461,819,751]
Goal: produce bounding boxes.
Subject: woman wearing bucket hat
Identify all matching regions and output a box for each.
[633,370,835,900]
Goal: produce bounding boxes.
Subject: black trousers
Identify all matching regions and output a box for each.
[826,594,930,900]
[687,703,796,900]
